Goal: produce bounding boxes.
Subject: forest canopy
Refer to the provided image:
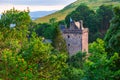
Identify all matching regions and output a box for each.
[0,4,120,80]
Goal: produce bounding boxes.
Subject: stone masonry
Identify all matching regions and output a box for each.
[62,20,88,56]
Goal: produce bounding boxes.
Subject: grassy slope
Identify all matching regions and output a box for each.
[34,0,120,23]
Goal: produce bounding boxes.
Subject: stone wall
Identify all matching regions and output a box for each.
[63,33,82,56]
[82,28,88,53]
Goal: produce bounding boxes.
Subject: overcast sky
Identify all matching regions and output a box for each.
[0,0,76,13]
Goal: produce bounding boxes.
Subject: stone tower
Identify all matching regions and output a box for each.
[62,20,88,56]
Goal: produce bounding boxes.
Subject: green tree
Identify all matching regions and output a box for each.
[83,39,120,80]
[0,8,31,29]
[0,49,37,80]
[65,4,114,42]
[53,26,67,53]
[68,52,86,69]
[104,6,120,55]
[35,23,50,36]
[0,8,31,53]
[20,33,67,79]
[0,8,68,80]
[96,5,113,38]
[104,6,120,76]
[43,25,55,40]
[34,18,58,41]
[65,4,98,42]
[0,31,68,80]
[65,4,95,28]
[34,23,55,40]
[60,52,85,80]
[60,66,84,80]
[49,18,57,26]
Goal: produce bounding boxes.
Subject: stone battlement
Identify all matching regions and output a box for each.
[63,28,88,34]
[63,29,82,34]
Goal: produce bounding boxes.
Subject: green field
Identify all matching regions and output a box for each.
[34,0,120,23]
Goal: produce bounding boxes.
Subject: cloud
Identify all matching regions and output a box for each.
[0,0,76,13]
[0,0,76,6]
[0,4,65,13]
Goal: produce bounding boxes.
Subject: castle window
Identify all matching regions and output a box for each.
[68,44,70,46]
[68,35,70,38]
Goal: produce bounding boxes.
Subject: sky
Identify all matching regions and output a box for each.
[0,0,76,13]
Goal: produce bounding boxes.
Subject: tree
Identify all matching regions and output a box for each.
[83,38,120,80]
[96,5,113,38]
[60,52,85,80]
[104,7,120,76]
[19,33,67,80]
[53,26,67,53]
[34,23,55,40]
[65,4,95,28]
[49,18,57,26]
[0,31,68,80]
[68,51,86,69]
[0,49,37,80]
[0,8,31,53]
[0,8,31,29]
[65,4,114,42]
[104,6,120,55]
[0,8,68,80]
[65,4,98,42]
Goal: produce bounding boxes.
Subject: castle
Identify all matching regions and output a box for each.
[62,19,88,56]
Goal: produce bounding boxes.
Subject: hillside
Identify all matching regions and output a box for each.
[34,0,120,23]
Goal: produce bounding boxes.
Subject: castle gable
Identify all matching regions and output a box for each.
[69,20,84,30]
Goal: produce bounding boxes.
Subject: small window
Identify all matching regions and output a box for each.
[68,35,70,38]
[68,44,70,46]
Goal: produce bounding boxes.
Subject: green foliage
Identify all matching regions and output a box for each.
[83,39,120,80]
[65,4,94,27]
[1,5,120,80]
[104,6,120,78]
[65,4,98,42]
[0,8,31,53]
[49,18,57,26]
[96,5,113,38]
[68,52,86,68]
[34,18,58,40]
[0,8,31,29]
[0,49,36,80]
[65,4,113,42]
[61,52,85,80]
[89,38,106,54]
[52,26,67,53]
[60,38,120,80]
[104,6,120,55]
[34,18,67,53]
[0,9,68,80]
[61,67,84,80]
[35,23,55,40]
[20,33,67,79]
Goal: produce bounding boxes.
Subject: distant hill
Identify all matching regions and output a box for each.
[0,14,1,19]
[0,11,56,20]
[29,10,56,20]
[34,0,120,23]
